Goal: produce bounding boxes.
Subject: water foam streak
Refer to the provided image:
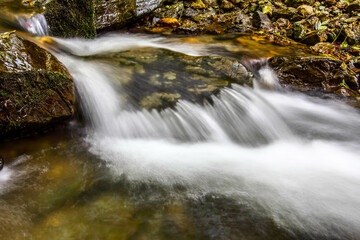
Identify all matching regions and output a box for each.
[55,34,360,239]
[17,14,48,36]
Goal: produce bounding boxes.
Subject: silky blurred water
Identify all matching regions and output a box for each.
[0,23,360,239]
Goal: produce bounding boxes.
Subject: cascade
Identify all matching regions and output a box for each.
[52,34,360,238]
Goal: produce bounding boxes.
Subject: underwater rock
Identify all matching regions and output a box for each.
[93,47,253,110]
[0,32,75,140]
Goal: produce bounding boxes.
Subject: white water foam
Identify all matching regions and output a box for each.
[0,167,13,195]
[87,138,360,237]
[53,34,209,57]
[58,54,293,144]
[54,34,360,238]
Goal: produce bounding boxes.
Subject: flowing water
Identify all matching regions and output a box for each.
[17,14,48,36]
[1,15,360,240]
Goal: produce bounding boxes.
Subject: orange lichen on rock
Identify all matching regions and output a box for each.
[157,18,180,28]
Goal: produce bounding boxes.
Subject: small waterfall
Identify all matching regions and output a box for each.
[17,14,48,36]
[58,57,120,132]
[58,54,293,145]
[53,34,360,239]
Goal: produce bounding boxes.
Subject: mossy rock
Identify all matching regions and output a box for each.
[92,47,253,110]
[0,32,75,140]
[44,0,96,38]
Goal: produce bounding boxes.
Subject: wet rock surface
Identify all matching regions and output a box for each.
[95,0,164,32]
[8,0,360,107]
[269,56,359,97]
[93,47,253,110]
[95,0,136,32]
[44,0,96,38]
[133,0,360,85]
[0,32,75,140]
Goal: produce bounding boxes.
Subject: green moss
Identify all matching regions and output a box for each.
[45,71,70,88]
[0,90,8,97]
[44,0,96,38]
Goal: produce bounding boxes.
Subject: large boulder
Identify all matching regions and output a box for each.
[92,47,253,110]
[0,32,75,140]
[44,0,96,38]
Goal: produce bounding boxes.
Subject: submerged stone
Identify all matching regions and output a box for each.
[92,47,253,110]
[0,32,75,140]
